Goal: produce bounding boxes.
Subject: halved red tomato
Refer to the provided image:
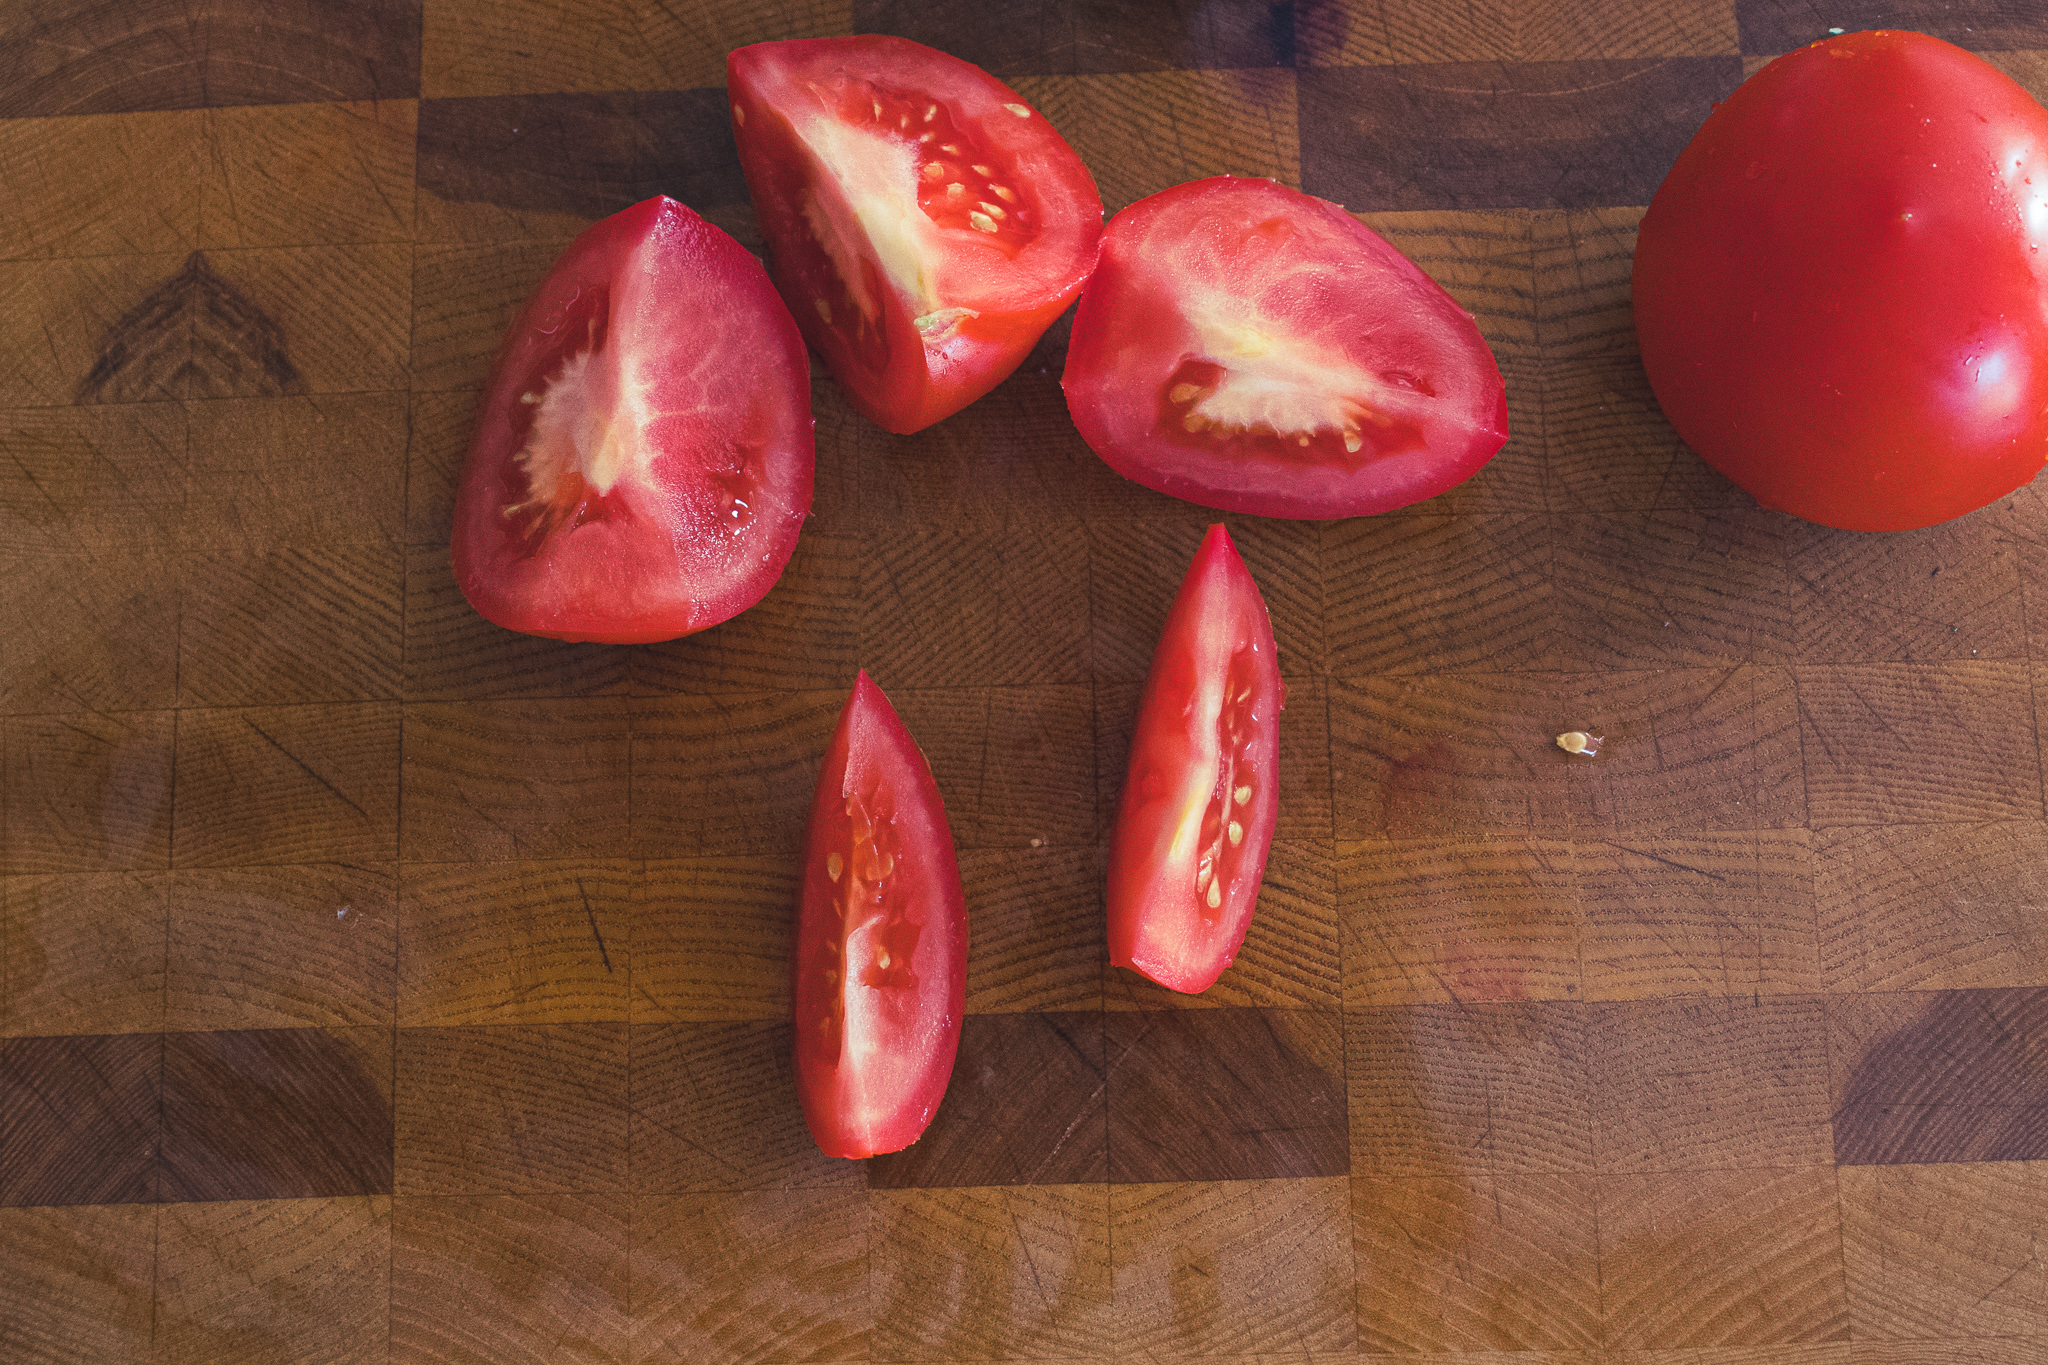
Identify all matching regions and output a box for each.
[794,670,968,1158]
[1108,524,1282,994]
[727,36,1102,434]
[452,196,813,643]
[1062,177,1509,519]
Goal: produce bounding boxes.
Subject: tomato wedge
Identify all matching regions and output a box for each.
[452,196,813,644]
[727,36,1102,434]
[1062,176,1509,519]
[1108,525,1282,994]
[794,670,968,1158]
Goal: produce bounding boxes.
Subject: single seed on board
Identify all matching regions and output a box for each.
[1556,731,1603,757]
[826,852,843,880]
[991,185,1017,202]
[970,211,997,232]
[1003,102,1031,117]
[1234,785,1252,805]
[1207,879,1222,909]
[1169,382,1202,403]
[1228,821,1244,846]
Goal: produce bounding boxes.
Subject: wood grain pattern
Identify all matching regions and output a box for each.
[2,872,169,1037]
[9,0,2048,1358]
[154,1196,389,1365]
[393,1024,627,1195]
[391,1193,628,1365]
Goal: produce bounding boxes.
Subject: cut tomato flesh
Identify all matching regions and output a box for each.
[1063,176,1507,519]
[794,672,967,1158]
[729,36,1102,434]
[1108,525,1283,994]
[452,197,813,644]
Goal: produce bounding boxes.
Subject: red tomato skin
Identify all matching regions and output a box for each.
[794,671,968,1158]
[1633,30,2048,531]
[452,197,814,643]
[1062,176,1509,519]
[1107,525,1283,994]
[727,37,1102,434]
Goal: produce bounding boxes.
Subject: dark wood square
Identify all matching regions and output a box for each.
[1324,513,1554,675]
[628,690,841,860]
[1829,987,2048,1166]
[862,521,1091,689]
[1104,1006,1346,1184]
[868,1010,1107,1188]
[0,1032,160,1208]
[886,685,1097,851]
[178,542,404,705]
[1299,58,1744,211]
[159,1028,392,1202]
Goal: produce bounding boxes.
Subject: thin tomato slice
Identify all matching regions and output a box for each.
[728,36,1102,434]
[794,671,968,1158]
[1108,525,1282,994]
[1063,176,1509,519]
[452,196,813,644]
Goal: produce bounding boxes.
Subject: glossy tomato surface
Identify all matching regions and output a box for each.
[452,196,813,643]
[1633,30,2048,531]
[1062,177,1508,519]
[728,36,1102,434]
[1108,525,1282,994]
[795,671,968,1158]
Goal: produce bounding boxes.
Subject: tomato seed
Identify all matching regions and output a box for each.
[826,852,843,881]
[969,212,998,233]
[1207,879,1222,909]
[1003,103,1031,117]
[1233,785,1252,805]
[1228,821,1244,846]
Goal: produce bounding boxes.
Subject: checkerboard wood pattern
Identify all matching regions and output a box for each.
[5,1,2048,1361]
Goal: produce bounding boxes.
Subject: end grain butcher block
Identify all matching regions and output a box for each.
[4,1,2048,1361]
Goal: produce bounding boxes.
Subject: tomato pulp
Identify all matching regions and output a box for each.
[1062,177,1509,519]
[728,36,1102,434]
[794,671,968,1158]
[1633,30,2048,531]
[452,196,813,642]
[1107,525,1282,994]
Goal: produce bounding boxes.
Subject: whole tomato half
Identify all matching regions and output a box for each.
[794,671,968,1158]
[1062,176,1509,519]
[1633,30,2048,531]
[727,36,1102,434]
[1107,524,1282,994]
[453,196,814,642]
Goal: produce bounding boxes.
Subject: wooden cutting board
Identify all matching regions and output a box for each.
[4,1,2047,1361]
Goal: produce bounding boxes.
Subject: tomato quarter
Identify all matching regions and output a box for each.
[728,36,1102,433]
[452,196,813,643]
[1633,30,2048,531]
[795,671,968,1158]
[1108,524,1282,995]
[1062,177,1509,519]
